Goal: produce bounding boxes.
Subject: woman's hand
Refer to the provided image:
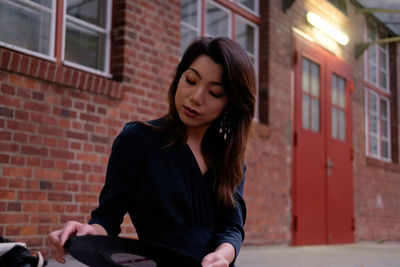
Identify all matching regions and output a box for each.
[47,221,106,264]
[201,243,235,267]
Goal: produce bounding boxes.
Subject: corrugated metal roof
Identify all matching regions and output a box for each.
[356,0,400,35]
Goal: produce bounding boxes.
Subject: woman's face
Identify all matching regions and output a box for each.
[175,55,228,135]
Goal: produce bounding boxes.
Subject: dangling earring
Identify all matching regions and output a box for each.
[219,111,230,140]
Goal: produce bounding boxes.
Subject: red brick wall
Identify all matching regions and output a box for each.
[0,0,180,256]
[1,0,400,257]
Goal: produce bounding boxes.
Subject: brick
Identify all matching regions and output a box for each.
[19,55,30,75]
[39,181,52,190]
[13,132,28,143]
[38,125,64,137]
[66,130,88,141]
[75,194,98,204]
[7,121,36,132]
[1,83,16,95]
[21,145,48,157]
[15,110,28,120]
[35,169,62,180]
[49,149,74,160]
[52,203,65,213]
[0,154,9,163]
[7,202,22,212]
[17,87,31,98]
[48,192,72,202]
[38,203,52,212]
[11,156,25,165]
[0,214,28,223]
[38,61,48,80]
[0,189,16,200]
[18,191,46,201]
[0,95,21,108]
[77,153,98,163]
[0,130,12,141]
[28,58,39,76]
[80,113,101,123]
[2,166,32,178]
[62,172,85,181]
[9,53,21,72]
[23,100,51,113]
[21,225,36,236]
[6,225,21,236]
[27,157,41,167]
[0,50,11,69]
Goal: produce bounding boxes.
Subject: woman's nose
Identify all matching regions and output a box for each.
[190,87,205,105]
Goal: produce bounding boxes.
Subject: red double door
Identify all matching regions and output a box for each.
[292,35,354,245]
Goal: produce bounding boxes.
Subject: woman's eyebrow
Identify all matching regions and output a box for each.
[188,68,223,86]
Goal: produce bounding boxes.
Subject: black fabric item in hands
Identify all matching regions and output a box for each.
[65,235,202,267]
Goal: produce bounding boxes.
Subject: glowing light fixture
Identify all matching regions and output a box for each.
[306,12,349,45]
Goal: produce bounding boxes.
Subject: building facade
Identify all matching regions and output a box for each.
[0,0,399,256]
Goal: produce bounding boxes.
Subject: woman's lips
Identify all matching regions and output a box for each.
[183,106,200,117]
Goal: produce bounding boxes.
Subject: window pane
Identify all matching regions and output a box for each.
[302,95,310,130]
[181,26,197,56]
[332,107,338,139]
[338,77,345,108]
[380,49,387,71]
[369,62,377,84]
[380,98,388,118]
[181,0,198,27]
[236,18,255,54]
[0,1,52,56]
[311,98,320,132]
[370,114,378,134]
[206,2,230,37]
[370,135,378,155]
[380,70,387,90]
[65,20,105,71]
[67,0,107,28]
[381,119,388,138]
[30,0,53,8]
[311,63,320,97]
[332,75,338,105]
[339,110,346,141]
[302,58,310,93]
[381,140,389,158]
[238,0,256,12]
[369,91,378,113]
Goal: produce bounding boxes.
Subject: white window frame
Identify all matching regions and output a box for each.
[0,0,56,62]
[235,14,259,121]
[62,0,112,77]
[364,21,390,94]
[205,0,233,38]
[364,88,392,162]
[237,0,260,17]
[180,0,202,53]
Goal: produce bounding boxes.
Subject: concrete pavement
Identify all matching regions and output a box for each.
[46,242,400,266]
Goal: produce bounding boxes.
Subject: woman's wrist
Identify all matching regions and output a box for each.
[214,242,235,264]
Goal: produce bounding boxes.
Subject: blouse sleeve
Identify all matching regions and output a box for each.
[88,122,141,236]
[214,165,247,263]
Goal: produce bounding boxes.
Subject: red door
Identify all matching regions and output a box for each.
[292,34,354,245]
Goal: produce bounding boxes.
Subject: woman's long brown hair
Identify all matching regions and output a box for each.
[162,37,256,206]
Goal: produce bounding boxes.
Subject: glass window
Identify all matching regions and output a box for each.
[366,89,391,160]
[238,0,259,14]
[64,0,111,73]
[0,0,55,58]
[181,0,200,55]
[206,1,231,38]
[302,57,320,133]
[331,74,346,141]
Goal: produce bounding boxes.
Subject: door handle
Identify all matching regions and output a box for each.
[327,158,334,177]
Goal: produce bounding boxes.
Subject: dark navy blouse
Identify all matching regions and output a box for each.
[89,120,246,264]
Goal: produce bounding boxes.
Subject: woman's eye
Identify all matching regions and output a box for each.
[209,91,223,98]
[186,78,195,85]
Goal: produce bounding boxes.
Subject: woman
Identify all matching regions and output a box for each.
[48,37,256,267]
